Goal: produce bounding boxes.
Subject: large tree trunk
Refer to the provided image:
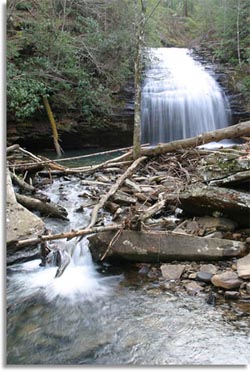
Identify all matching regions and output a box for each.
[15,193,68,220]
[140,121,250,156]
[133,0,146,160]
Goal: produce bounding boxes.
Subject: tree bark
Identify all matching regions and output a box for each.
[15,193,68,220]
[87,156,147,228]
[140,121,250,156]
[43,95,63,157]
[14,223,122,248]
[133,0,146,160]
[10,171,36,193]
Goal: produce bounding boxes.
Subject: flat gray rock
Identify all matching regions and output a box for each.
[237,254,250,279]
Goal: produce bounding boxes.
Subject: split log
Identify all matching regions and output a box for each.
[10,171,36,193]
[164,184,250,227]
[88,230,246,263]
[86,156,147,229]
[112,190,137,205]
[139,199,166,222]
[14,223,122,248]
[141,121,250,156]
[15,193,68,220]
[209,170,250,186]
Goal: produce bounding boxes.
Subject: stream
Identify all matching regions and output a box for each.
[6,176,250,365]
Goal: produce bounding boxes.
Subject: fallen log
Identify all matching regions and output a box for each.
[13,223,122,248]
[139,199,166,222]
[10,171,36,193]
[86,156,147,229]
[88,230,246,263]
[15,193,68,220]
[141,121,250,156]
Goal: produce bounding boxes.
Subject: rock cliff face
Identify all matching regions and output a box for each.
[7,52,249,151]
[7,83,135,151]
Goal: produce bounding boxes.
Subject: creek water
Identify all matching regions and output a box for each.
[6,176,250,365]
[141,48,232,145]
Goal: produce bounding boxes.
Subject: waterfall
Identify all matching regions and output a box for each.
[141,48,231,145]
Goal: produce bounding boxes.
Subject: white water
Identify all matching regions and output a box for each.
[7,176,250,365]
[7,178,118,303]
[141,48,231,145]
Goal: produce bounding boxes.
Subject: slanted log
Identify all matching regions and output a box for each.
[88,230,246,263]
[15,193,68,220]
[10,171,36,193]
[14,223,122,248]
[164,184,250,227]
[141,121,250,156]
[86,156,147,229]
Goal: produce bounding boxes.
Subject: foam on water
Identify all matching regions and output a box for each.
[7,177,120,303]
[8,241,117,303]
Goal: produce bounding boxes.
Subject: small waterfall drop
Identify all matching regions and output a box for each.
[141,48,231,145]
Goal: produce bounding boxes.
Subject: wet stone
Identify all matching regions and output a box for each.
[184,281,204,295]
[199,264,217,275]
[224,291,240,300]
[188,272,197,280]
[237,253,250,279]
[196,271,213,283]
[206,291,217,306]
[138,264,150,276]
[160,264,185,280]
[211,271,242,290]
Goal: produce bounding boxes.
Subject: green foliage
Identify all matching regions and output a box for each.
[7,63,47,119]
[7,0,249,126]
[7,0,137,124]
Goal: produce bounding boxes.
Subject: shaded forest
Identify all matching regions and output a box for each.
[7,0,250,148]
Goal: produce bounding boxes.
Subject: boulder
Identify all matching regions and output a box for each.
[88,230,246,263]
[237,253,250,279]
[6,168,45,246]
[211,271,242,290]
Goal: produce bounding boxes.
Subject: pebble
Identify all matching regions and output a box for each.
[184,281,204,295]
[224,291,240,300]
[206,292,217,306]
[199,264,217,275]
[196,271,213,283]
[160,264,185,280]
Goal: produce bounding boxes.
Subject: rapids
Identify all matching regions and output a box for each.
[6,176,250,365]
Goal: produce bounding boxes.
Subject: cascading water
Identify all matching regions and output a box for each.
[141,48,231,145]
[6,174,250,365]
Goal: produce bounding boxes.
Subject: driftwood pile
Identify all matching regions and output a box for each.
[6,122,250,266]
